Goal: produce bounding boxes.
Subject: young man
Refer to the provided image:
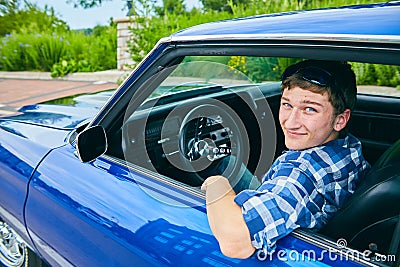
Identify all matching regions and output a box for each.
[201,60,371,259]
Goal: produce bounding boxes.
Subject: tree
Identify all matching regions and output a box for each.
[0,1,68,36]
[0,0,19,36]
[0,0,20,15]
[66,0,111,8]
[155,0,185,16]
[200,0,246,12]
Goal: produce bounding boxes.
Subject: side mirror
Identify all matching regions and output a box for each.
[76,125,107,163]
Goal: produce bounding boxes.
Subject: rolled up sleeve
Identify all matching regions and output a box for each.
[234,163,320,254]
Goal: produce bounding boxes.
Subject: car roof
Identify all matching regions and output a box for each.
[170,2,400,42]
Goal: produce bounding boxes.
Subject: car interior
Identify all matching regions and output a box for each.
[320,93,400,261]
[104,54,400,265]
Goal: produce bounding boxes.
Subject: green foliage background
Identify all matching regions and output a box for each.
[0,0,399,86]
[128,0,387,67]
[0,1,116,76]
[127,0,399,87]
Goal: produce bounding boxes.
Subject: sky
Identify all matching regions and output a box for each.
[31,0,202,29]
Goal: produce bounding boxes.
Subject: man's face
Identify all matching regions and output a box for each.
[279,86,341,150]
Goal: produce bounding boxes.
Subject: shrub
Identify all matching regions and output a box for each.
[1,31,69,71]
[0,24,117,76]
[0,2,68,36]
[127,0,393,88]
[128,9,232,68]
[352,63,400,87]
[0,1,116,75]
[0,34,32,71]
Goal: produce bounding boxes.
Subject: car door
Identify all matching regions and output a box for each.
[25,138,366,267]
[23,51,272,267]
[25,142,226,266]
[24,49,379,267]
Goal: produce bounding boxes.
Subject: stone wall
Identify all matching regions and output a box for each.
[114,17,135,70]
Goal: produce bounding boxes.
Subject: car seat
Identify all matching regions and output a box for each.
[320,138,400,258]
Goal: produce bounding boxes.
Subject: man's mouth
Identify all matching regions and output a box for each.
[286,130,307,136]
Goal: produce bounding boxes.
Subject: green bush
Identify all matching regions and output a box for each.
[352,63,400,87]
[33,33,69,71]
[127,0,385,67]
[0,24,117,76]
[0,1,116,76]
[0,30,67,71]
[0,2,68,37]
[1,0,397,86]
[86,25,117,71]
[128,9,233,68]
[127,0,396,89]
[0,34,31,71]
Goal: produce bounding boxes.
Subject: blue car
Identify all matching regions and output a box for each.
[1,2,399,267]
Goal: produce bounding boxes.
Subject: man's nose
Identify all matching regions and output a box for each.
[285,108,301,129]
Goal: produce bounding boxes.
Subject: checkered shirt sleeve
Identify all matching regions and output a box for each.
[234,134,370,254]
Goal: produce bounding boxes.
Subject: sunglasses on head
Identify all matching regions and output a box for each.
[281,65,333,87]
[281,65,348,111]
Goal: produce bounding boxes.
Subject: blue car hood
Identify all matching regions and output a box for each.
[1,90,114,129]
[0,90,114,147]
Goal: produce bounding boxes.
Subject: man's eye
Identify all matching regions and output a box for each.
[305,107,317,112]
[282,103,292,108]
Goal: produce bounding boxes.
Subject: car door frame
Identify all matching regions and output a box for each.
[26,36,400,267]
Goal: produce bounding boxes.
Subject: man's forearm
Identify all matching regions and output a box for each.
[202,176,255,258]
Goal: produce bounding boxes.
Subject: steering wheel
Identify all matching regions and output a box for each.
[176,103,250,185]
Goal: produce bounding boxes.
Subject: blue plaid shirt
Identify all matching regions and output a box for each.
[234,134,370,254]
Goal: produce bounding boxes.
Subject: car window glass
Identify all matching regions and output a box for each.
[352,62,400,97]
[111,56,400,191]
[118,56,284,189]
[145,56,286,100]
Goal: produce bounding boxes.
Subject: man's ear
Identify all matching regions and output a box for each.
[334,108,351,132]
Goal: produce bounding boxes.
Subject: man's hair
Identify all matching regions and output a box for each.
[281,60,357,115]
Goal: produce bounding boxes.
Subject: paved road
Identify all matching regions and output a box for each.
[1,71,398,116]
[0,70,128,116]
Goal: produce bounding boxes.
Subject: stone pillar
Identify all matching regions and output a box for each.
[114,17,135,70]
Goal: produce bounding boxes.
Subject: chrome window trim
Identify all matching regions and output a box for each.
[173,42,400,53]
[166,34,400,44]
[292,229,384,267]
[101,154,206,200]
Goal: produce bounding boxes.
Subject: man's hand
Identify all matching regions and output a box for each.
[202,176,255,259]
